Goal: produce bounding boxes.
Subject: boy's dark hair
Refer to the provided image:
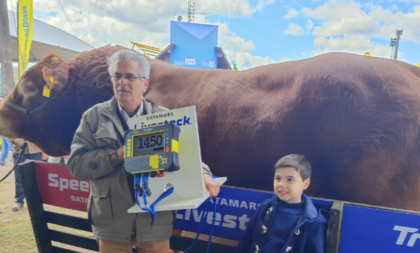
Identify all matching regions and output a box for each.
[274,154,311,180]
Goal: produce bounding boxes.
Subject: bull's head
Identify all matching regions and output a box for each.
[0,53,70,154]
[0,45,119,155]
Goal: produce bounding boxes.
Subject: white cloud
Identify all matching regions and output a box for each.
[255,0,276,12]
[7,0,277,50]
[216,23,276,69]
[279,57,289,62]
[302,0,381,37]
[369,5,420,42]
[226,51,276,69]
[283,8,299,19]
[302,0,420,42]
[217,23,255,52]
[306,20,314,33]
[312,36,392,59]
[284,23,304,35]
[199,0,276,17]
[299,0,419,62]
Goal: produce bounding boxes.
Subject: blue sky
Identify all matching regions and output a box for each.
[213,0,420,66]
[7,0,420,69]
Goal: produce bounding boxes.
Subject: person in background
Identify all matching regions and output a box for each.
[0,95,13,166]
[8,138,43,212]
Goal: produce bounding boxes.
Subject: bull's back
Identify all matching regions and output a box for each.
[148,54,420,210]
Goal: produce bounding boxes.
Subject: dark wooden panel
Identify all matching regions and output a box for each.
[20,161,53,253]
[49,229,99,251]
[45,211,92,232]
[170,235,235,253]
[326,201,343,253]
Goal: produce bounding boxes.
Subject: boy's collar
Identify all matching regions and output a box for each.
[272,193,319,220]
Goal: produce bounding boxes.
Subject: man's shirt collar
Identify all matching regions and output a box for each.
[118,102,143,122]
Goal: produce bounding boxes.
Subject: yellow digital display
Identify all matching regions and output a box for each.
[132,131,165,157]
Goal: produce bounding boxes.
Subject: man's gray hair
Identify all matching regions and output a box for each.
[107,49,150,79]
[274,154,312,180]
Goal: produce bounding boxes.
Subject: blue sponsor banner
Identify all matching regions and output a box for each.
[170,21,218,70]
[340,205,420,252]
[173,186,332,241]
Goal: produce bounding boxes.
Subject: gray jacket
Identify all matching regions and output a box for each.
[68,96,211,243]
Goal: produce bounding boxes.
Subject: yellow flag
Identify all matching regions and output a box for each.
[18,0,34,78]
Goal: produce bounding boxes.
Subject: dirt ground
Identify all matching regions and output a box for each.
[0,152,94,253]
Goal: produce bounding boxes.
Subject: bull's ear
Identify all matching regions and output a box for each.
[42,61,69,91]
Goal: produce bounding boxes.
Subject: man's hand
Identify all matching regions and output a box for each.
[117,145,125,161]
[203,174,221,198]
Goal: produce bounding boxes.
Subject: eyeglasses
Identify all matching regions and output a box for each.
[112,74,145,83]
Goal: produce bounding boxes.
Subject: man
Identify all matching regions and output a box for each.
[67,49,221,253]
[0,95,13,166]
[8,138,43,212]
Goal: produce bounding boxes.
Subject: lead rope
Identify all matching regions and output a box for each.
[0,89,63,183]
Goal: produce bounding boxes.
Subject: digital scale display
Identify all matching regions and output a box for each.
[133,131,165,157]
[123,123,181,174]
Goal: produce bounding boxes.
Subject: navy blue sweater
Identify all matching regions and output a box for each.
[263,200,305,252]
[234,194,327,253]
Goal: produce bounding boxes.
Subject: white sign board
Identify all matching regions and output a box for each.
[127,106,226,213]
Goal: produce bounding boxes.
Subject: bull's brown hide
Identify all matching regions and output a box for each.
[0,46,121,155]
[1,46,420,211]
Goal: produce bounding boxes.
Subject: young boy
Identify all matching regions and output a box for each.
[235,154,327,253]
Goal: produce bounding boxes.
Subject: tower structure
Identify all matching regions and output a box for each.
[188,0,195,23]
[390,30,403,60]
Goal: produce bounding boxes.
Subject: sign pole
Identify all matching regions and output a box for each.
[0,0,15,95]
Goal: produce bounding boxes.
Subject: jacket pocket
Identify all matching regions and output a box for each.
[94,122,120,149]
[90,180,114,227]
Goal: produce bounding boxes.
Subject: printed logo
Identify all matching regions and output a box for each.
[394,225,420,247]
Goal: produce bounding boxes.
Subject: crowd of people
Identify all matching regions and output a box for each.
[1,49,327,253]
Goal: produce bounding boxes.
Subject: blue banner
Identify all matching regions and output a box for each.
[170,21,218,70]
[340,205,420,252]
[174,186,332,241]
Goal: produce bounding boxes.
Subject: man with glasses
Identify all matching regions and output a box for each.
[67,49,220,253]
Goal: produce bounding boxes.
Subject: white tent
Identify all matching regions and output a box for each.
[8,10,94,62]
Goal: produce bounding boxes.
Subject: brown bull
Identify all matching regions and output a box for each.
[1,45,420,211]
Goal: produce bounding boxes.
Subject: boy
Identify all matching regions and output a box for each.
[235,154,327,253]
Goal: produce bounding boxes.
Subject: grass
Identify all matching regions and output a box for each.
[0,153,96,253]
[0,217,38,253]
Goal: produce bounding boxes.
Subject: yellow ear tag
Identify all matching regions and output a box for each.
[43,85,51,98]
[50,77,54,83]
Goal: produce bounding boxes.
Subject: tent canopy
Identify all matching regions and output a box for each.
[8,11,94,62]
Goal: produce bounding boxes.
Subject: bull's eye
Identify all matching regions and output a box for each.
[24,86,37,93]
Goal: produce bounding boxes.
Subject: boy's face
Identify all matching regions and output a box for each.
[273,167,310,204]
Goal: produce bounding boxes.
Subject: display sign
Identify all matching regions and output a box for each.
[339,205,420,252]
[170,21,218,70]
[32,164,420,251]
[34,163,89,212]
[127,106,220,213]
